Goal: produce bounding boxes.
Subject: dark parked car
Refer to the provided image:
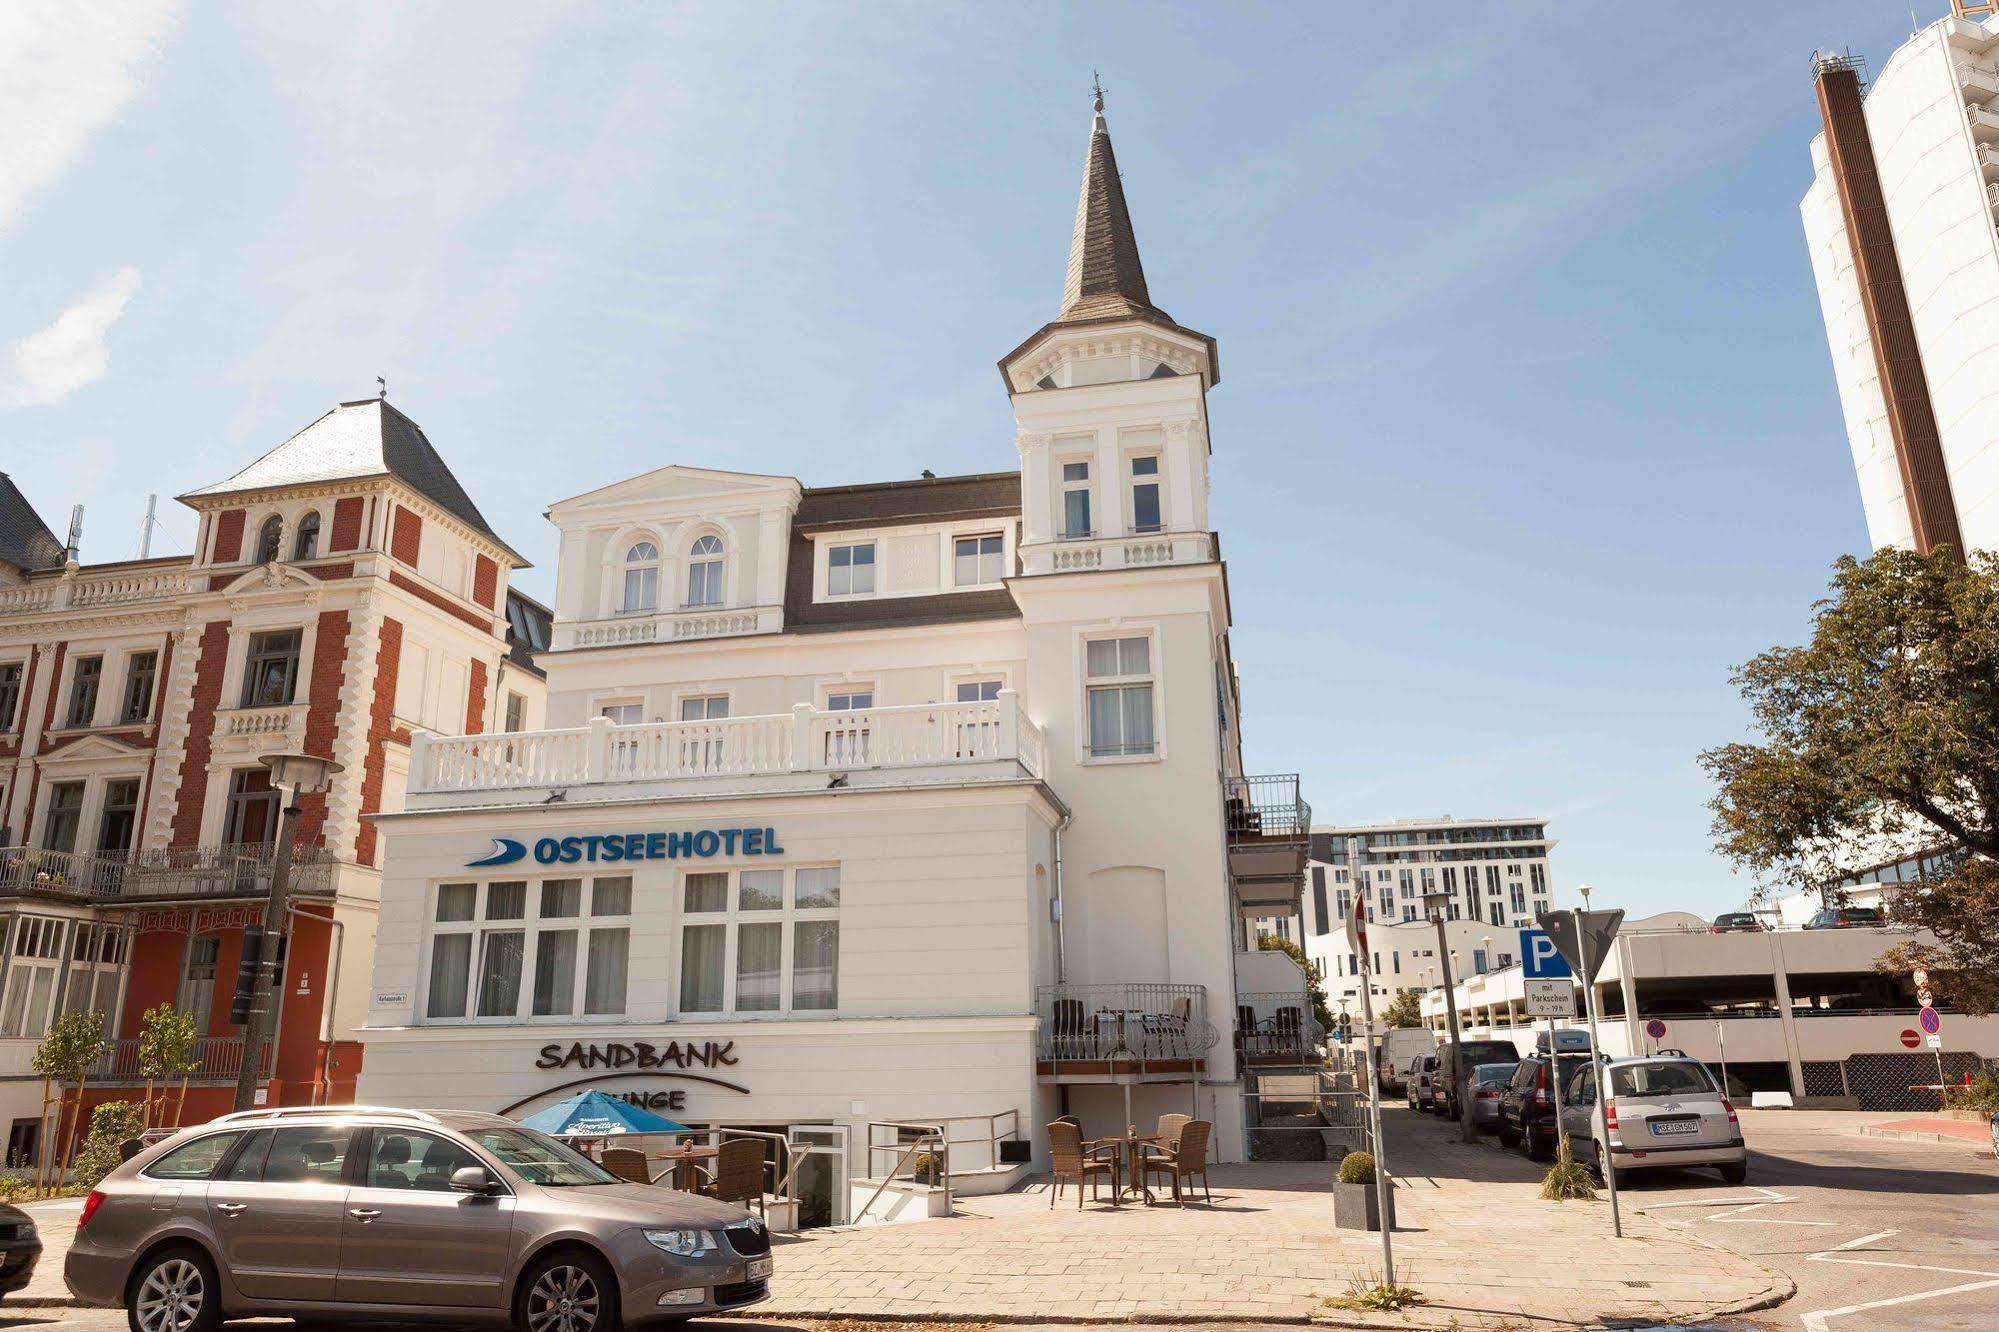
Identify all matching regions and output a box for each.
[1496,1053,1589,1159]
[1710,912,1763,933]
[1805,906,1885,929]
[0,1203,41,1298]
[1437,1040,1524,1120]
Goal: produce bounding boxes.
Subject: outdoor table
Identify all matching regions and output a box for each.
[647,1143,721,1190]
[1116,1133,1166,1203]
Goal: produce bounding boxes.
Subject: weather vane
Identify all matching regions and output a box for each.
[1092,70,1105,115]
[377,375,387,400]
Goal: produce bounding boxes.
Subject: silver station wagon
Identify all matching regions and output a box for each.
[65,1105,771,1332]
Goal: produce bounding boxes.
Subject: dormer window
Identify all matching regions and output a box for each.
[685,534,724,607]
[827,542,876,597]
[622,541,660,613]
[254,515,283,564]
[293,511,321,561]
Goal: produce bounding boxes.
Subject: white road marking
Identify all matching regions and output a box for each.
[1635,1185,1833,1226]
[1800,1228,1999,1330]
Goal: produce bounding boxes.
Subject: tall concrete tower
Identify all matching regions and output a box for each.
[1800,4,1999,558]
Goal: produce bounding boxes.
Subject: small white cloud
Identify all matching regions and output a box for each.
[0,0,184,237]
[9,267,144,406]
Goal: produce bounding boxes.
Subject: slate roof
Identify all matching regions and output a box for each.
[781,471,1023,634]
[181,399,523,561]
[0,473,65,573]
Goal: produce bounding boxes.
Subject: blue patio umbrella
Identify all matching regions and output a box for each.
[517,1089,688,1137]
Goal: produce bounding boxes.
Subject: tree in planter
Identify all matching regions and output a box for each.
[135,1005,202,1129]
[71,1100,145,1190]
[1379,989,1424,1030]
[30,1010,109,1193]
[1256,934,1336,1033]
[1701,547,1999,1013]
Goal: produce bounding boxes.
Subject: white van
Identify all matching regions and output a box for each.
[1376,1028,1437,1094]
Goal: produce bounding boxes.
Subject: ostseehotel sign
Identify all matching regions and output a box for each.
[469,826,786,868]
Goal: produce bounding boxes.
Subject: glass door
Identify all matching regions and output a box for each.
[786,1123,848,1229]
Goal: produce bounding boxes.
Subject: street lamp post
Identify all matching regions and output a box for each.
[1421,889,1476,1144]
[232,751,341,1113]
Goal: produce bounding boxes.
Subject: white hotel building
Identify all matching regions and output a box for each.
[356,98,1314,1222]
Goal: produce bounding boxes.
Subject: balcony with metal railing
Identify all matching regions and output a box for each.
[90,1035,272,1085]
[408,693,1051,807]
[1033,982,1217,1083]
[1234,990,1325,1067]
[0,841,334,904]
[1226,774,1311,915]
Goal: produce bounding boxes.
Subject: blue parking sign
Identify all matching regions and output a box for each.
[1520,928,1573,979]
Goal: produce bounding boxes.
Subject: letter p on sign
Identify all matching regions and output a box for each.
[1520,928,1573,980]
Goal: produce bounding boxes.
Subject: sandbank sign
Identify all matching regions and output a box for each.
[499,1040,750,1117]
[469,826,785,868]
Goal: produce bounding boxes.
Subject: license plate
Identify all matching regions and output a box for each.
[1650,1120,1698,1136]
[747,1257,773,1280]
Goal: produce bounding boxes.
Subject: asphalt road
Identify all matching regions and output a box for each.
[1612,1109,1999,1331]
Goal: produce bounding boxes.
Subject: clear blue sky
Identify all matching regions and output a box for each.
[3,2,1928,916]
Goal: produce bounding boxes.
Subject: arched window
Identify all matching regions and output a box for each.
[292,511,321,561]
[253,515,283,564]
[622,540,660,613]
[685,534,724,607]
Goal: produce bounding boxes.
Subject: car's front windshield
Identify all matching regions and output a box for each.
[467,1125,620,1187]
[1611,1062,1714,1098]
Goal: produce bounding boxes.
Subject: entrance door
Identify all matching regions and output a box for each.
[335,1128,514,1307]
[179,937,219,1034]
[787,1124,848,1228]
[204,1125,353,1300]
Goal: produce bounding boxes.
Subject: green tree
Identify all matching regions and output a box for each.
[70,1101,145,1190]
[32,1010,109,1191]
[1701,546,1999,1012]
[1380,989,1424,1029]
[1257,934,1334,1032]
[136,1005,201,1128]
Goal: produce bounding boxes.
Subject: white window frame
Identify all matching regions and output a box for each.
[1078,626,1163,764]
[1125,452,1165,535]
[1058,457,1094,540]
[118,648,160,725]
[674,864,841,1019]
[595,696,646,725]
[418,875,635,1025]
[824,541,877,599]
[621,539,662,615]
[952,532,1006,588]
[952,675,1004,703]
[683,533,726,608]
[0,657,26,733]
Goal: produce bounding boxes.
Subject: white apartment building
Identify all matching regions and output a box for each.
[1801,4,1999,557]
[1281,819,1552,1026]
[354,95,1313,1225]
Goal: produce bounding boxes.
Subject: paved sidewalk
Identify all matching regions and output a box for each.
[1861,1115,1994,1150]
[764,1108,1790,1327]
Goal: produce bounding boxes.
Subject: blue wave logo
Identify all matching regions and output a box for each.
[467,837,528,868]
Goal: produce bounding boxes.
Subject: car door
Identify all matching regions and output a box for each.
[204,1124,354,1301]
[1560,1065,1598,1151]
[334,1127,516,1308]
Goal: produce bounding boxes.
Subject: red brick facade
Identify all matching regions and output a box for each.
[466,658,489,736]
[291,609,351,848]
[390,506,422,566]
[168,622,230,847]
[355,616,404,867]
[211,509,245,562]
[473,554,498,610]
[329,496,365,553]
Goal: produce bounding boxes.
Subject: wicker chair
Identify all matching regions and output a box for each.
[1139,1119,1212,1207]
[1047,1119,1119,1209]
[699,1137,767,1215]
[1155,1113,1191,1146]
[600,1147,652,1185]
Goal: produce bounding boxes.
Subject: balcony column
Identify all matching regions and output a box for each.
[408,731,433,793]
[585,715,614,782]
[789,703,815,772]
[997,689,1020,759]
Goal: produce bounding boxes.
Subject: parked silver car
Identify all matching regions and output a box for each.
[1560,1056,1747,1186]
[65,1105,771,1332]
[1467,1061,1518,1129]
[1405,1053,1439,1111]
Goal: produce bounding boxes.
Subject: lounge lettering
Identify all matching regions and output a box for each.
[535,1040,740,1071]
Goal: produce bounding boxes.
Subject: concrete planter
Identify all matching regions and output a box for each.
[1332,1179,1394,1231]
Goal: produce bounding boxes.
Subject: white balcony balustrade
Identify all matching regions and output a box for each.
[0,565,192,615]
[556,604,782,649]
[1021,529,1215,576]
[410,692,1048,802]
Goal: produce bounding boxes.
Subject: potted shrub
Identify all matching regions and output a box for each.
[1332,1150,1394,1231]
[911,1150,944,1187]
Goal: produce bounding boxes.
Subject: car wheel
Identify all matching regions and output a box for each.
[1498,1123,1520,1149]
[518,1249,620,1332]
[1525,1128,1550,1161]
[1718,1161,1747,1185]
[1594,1142,1627,1189]
[127,1245,220,1332]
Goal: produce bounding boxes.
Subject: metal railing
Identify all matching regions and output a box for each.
[91,1035,271,1083]
[0,842,334,902]
[1034,982,1218,1065]
[864,1110,1021,1178]
[1235,991,1326,1062]
[856,1122,952,1223]
[1225,774,1311,842]
[412,695,1047,795]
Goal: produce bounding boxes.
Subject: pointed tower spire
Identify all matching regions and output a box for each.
[1059,76,1163,324]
